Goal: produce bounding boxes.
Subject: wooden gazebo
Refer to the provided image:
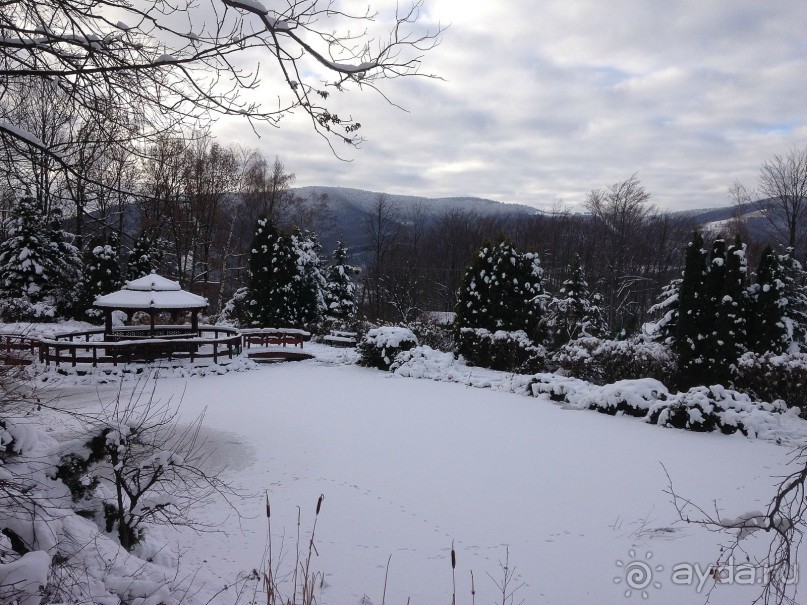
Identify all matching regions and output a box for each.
[93,273,208,340]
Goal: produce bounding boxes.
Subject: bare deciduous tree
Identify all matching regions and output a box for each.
[585,174,654,331]
[732,147,807,260]
[0,0,442,179]
[365,193,400,319]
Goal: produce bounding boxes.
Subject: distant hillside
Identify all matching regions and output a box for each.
[293,186,543,257]
[294,186,543,218]
[293,186,790,260]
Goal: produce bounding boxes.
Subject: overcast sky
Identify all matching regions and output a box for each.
[216,0,807,212]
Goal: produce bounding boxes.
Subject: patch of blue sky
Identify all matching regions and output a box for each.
[759,122,797,136]
[590,65,632,89]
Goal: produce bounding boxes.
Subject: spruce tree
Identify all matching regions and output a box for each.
[701,238,728,379]
[648,278,681,345]
[778,250,807,349]
[547,255,608,347]
[324,241,358,320]
[455,238,546,340]
[716,235,748,364]
[290,230,327,326]
[674,231,710,387]
[78,234,122,323]
[749,247,807,354]
[247,217,297,327]
[749,246,787,354]
[0,197,53,302]
[0,197,80,320]
[127,227,162,280]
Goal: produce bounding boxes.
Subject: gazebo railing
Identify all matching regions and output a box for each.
[38,325,242,368]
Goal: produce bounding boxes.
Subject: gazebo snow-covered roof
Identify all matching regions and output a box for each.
[94,274,208,310]
[94,273,208,338]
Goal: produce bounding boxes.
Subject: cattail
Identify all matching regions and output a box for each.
[265,493,271,518]
[316,493,324,515]
[451,546,456,569]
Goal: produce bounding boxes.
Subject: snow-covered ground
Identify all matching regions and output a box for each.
[36,346,798,605]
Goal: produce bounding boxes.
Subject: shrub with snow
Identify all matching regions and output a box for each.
[575,378,669,418]
[529,373,793,439]
[529,373,592,403]
[552,335,676,386]
[733,351,807,415]
[217,286,251,327]
[457,327,546,374]
[357,327,418,370]
[408,319,455,353]
[649,385,790,437]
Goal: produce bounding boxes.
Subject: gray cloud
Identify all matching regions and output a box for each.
[215,0,807,211]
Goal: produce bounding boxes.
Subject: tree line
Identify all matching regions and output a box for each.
[2,99,807,341]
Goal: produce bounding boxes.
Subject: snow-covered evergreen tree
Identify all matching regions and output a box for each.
[127,227,162,280]
[713,235,748,370]
[546,255,608,347]
[779,250,807,349]
[247,217,297,327]
[324,240,358,320]
[748,246,807,354]
[0,197,80,320]
[78,234,122,322]
[749,246,786,355]
[291,230,327,326]
[455,238,546,340]
[674,231,710,387]
[648,278,681,345]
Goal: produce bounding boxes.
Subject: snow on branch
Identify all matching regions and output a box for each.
[0,0,443,163]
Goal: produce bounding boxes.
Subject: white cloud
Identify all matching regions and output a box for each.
[214,0,807,211]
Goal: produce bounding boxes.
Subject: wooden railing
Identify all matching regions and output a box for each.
[240,328,311,349]
[0,333,40,354]
[0,333,40,364]
[37,326,242,368]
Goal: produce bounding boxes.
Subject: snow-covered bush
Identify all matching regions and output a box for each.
[408,319,455,353]
[0,297,57,322]
[553,336,676,386]
[576,378,669,418]
[527,372,793,439]
[649,385,790,437]
[733,352,807,415]
[217,286,251,327]
[529,373,592,402]
[457,328,546,374]
[357,327,418,370]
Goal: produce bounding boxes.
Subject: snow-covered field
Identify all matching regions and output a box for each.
[36,346,798,605]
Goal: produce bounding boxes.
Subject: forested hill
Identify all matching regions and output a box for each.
[291,185,766,256]
[293,186,543,218]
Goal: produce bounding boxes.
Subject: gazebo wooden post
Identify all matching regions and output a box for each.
[104,310,113,340]
[192,310,199,335]
[149,308,155,337]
